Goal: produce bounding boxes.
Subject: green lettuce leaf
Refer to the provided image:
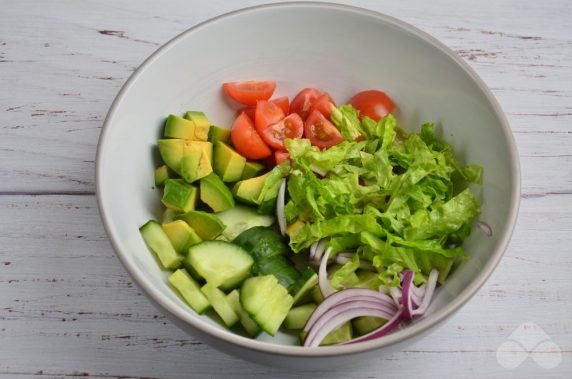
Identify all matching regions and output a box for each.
[330,253,360,288]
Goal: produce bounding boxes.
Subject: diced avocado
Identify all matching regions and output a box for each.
[154,165,171,186]
[352,316,386,336]
[217,205,275,241]
[161,220,202,254]
[158,139,184,174]
[168,269,210,314]
[164,114,196,139]
[285,303,317,330]
[201,283,239,327]
[185,111,210,141]
[232,173,268,205]
[176,210,225,240]
[286,219,305,238]
[139,220,182,270]
[162,208,180,223]
[227,290,261,337]
[180,141,213,183]
[161,179,198,213]
[213,141,246,182]
[209,125,231,144]
[200,173,235,212]
[241,161,265,180]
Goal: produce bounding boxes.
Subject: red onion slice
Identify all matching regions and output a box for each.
[401,270,415,319]
[304,288,397,332]
[276,179,287,236]
[343,308,404,344]
[318,247,335,298]
[476,220,493,237]
[334,252,374,271]
[304,305,397,347]
[411,269,439,316]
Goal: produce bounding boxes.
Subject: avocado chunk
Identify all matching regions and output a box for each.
[200,173,235,212]
[232,173,268,205]
[213,141,246,182]
[161,208,180,224]
[241,161,265,180]
[176,210,225,240]
[180,141,213,183]
[161,220,202,253]
[185,111,210,141]
[164,114,196,139]
[158,139,184,174]
[209,125,231,144]
[161,179,198,212]
[154,165,173,186]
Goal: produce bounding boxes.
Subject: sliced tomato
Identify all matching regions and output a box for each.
[304,110,344,149]
[347,90,395,121]
[260,113,304,150]
[230,113,272,160]
[255,100,285,135]
[237,96,289,121]
[275,151,290,165]
[223,80,276,106]
[289,88,323,119]
[310,93,336,120]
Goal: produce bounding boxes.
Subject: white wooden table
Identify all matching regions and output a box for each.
[1,1,570,377]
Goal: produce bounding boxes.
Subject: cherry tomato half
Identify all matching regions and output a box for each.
[223,80,276,106]
[310,93,336,120]
[289,88,323,120]
[255,100,285,135]
[347,90,395,121]
[304,110,344,149]
[260,113,304,150]
[274,151,290,165]
[238,96,289,120]
[230,113,272,160]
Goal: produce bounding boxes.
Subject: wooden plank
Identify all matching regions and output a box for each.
[0,194,569,378]
[0,0,571,194]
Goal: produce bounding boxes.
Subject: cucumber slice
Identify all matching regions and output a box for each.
[139,220,182,270]
[187,241,253,290]
[241,275,293,336]
[284,303,317,330]
[226,290,261,337]
[233,227,288,260]
[291,267,318,305]
[168,269,210,314]
[201,283,238,327]
[352,316,386,336]
[311,285,324,304]
[217,206,274,241]
[254,255,300,291]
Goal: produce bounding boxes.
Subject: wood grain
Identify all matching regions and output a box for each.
[1,0,571,377]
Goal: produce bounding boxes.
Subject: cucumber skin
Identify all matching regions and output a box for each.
[168,269,210,314]
[139,220,182,270]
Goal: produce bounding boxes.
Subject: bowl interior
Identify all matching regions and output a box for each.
[97,3,519,353]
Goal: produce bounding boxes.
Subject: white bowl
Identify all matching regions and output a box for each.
[96,2,520,369]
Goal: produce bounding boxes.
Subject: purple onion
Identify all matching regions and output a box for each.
[343,309,404,344]
[401,270,415,319]
[276,179,287,236]
[318,247,335,298]
[476,220,493,237]
[411,269,439,316]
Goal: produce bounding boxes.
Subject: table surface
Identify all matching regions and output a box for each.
[1,0,571,378]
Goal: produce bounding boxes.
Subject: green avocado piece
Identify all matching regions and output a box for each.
[200,173,235,212]
[161,220,202,253]
[213,141,246,182]
[241,161,265,180]
[164,114,196,139]
[185,111,210,141]
[161,179,198,213]
[176,210,225,240]
[161,208,181,224]
[158,139,184,174]
[154,165,173,186]
[208,125,231,144]
[232,173,269,205]
[180,141,213,183]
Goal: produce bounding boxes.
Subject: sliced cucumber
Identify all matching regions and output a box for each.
[254,255,300,291]
[352,316,386,336]
[139,220,182,270]
[226,290,261,337]
[233,227,288,260]
[241,275,293,336]
[187,241,253,290]
[291,267,318,305]
[201,283,238,327]
[311,285,324,304]
[284,303,317,330]
[217,206,274,241]
[168,269,210,314]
